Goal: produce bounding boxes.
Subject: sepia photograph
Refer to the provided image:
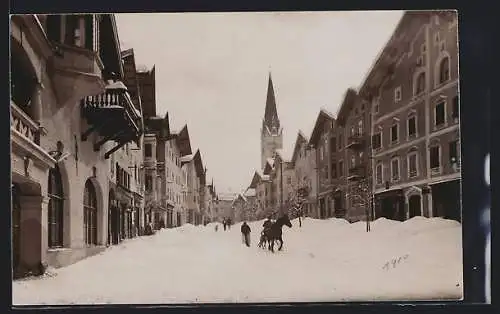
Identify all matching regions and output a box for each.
[10,10,466,305]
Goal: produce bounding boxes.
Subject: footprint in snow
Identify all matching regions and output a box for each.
[309,253,315,259]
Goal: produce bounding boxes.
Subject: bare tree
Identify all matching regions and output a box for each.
[286,184,309,227]
[348,177,373,232]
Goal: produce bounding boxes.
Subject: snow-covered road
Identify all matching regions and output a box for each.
[12,217,463,305]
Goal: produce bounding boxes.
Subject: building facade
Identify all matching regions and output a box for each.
[308,110,335,219]
[181,149,204,225]
[334,88,373,222]
[10,14,145,277]
[290,131,317,218]
[358,11,460,221]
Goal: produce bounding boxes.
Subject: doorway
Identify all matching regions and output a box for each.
[409,194,422,218]
[319,198,326,219]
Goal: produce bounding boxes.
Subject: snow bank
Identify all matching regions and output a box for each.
[12,216,463,305]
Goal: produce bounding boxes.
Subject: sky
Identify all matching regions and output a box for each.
[115,11,404,194]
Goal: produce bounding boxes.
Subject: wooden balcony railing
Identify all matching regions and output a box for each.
[10,101,40,145]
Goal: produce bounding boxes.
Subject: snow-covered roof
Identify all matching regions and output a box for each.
[266,158,274,167]
[319,108,335,119]
[180,155,194,163]
[231,193,247,205]
[136,64,150,73]
[244,188,257,197]
[298,130,309,142]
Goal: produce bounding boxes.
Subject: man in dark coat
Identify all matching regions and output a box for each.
[241,222,251,247]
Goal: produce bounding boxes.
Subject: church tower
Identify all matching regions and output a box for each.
[261,72,283,169]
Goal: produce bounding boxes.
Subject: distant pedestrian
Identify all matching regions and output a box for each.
[223,218,227,231]
[227,218,232,230]
[215,224,219,232]
[241,221,251,247]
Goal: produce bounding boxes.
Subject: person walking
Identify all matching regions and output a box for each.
[241,221,251,247]
[223,218,227,231]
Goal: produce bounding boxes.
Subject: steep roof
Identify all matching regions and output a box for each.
[291,130,309,165]
[263,159,274,175]
[309,109,335,146]
[175,124,192,156]
[249,171,262,188]
[336,88,359,126]
[193,149,205,184]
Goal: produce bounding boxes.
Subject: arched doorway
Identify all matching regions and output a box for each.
[409,195,422,218]
[83,180,98,245]
[12,184,21,278]
[48,165,64,248]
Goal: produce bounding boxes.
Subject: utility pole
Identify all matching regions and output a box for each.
[280,159,284,216]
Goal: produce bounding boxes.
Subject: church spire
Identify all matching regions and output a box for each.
[263,72,280,134]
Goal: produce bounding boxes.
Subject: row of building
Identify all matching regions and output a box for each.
[234,11,461,224]
[10,14,220,278]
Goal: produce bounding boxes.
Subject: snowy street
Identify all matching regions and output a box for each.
[12,217,463,305]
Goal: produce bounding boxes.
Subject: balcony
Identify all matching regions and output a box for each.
[48,43,106,107]
[80,81,143,159]
[347,165,366,181]
[10,100,56,170]
[346,133,365,150]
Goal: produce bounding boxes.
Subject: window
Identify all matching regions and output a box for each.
[391,124,399,144]
[83,180,98,246]
[449,140,459,165]
[358,120,363,135]
[350,126,355,136]
[430,145,441,169]
[408,152,418,178]
[415,72,426,95]
[435,101,446,126]
[319,145,324,161]
[331,163,337,178]
[372,132,382,150]
[374,103,379,114]
[452,96,459,120]
[145,144,152,158]
[350,155,356,168]
[287,177,292,185]
[338,160,344,177]
[64,15,79,46]
[394,86,402,102]
[145,174,153,192]
[46,15,62,43]
[376,163,383,185]
[407,115,417,138]
[439,57,450,84]
[391,158,400,182]
[338,134,343,150]
[48,165,64,248]
[330,138,336,153]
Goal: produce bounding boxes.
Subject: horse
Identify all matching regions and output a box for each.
[263,214,292,252]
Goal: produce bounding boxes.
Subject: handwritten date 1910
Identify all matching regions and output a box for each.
[382,254,410,271]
